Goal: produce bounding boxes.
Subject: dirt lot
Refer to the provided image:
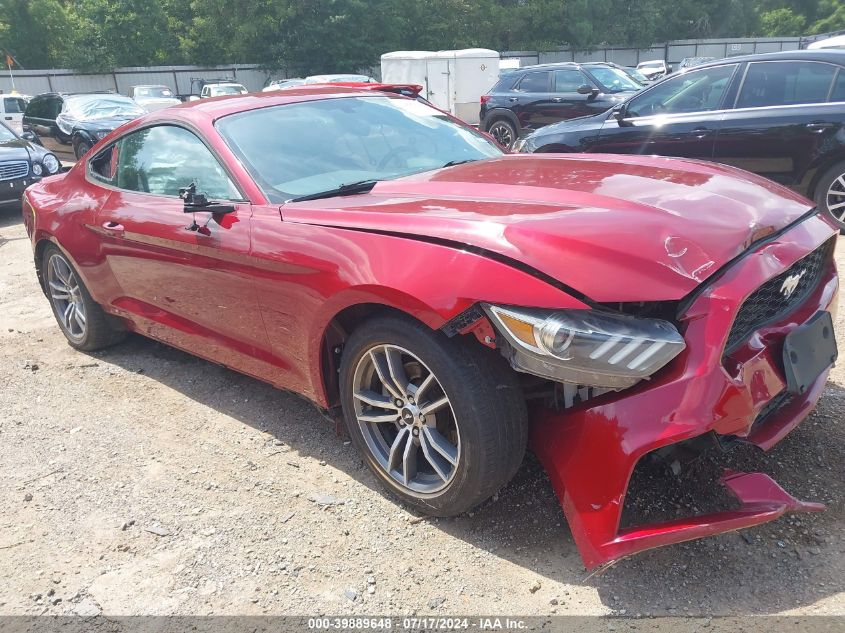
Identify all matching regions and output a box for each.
[0,203,843,618]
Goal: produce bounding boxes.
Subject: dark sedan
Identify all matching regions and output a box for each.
[0,120,61,206]
[480,62,642,147]
[516,50,845,229]
[24,93,145,161]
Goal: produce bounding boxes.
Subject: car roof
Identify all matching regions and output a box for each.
[689,49,845,68]
[140,86,402,124]
[511,61,615,72]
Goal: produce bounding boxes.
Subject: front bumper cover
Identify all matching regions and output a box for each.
[530,215,839,569]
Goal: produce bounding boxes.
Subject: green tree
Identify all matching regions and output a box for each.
[0,0,70,68]
[759,7,807,35]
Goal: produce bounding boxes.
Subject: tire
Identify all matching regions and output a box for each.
[339,314,527,516]
[815,160,845,231]
[42,244,125,351]
[74,139,92,160]
[486,118,517,150]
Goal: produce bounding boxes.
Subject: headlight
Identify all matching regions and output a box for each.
[483,304,686,389]
[32,163,43,176]
[41,153,60,174]
[512,137,535,153]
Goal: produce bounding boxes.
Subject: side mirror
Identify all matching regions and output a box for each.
[611,104,626,120]
[180,183,236,217]
[577,84,598,96]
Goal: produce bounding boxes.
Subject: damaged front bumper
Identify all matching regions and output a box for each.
[530,216,839,569]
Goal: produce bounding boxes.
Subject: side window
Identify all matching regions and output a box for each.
[46,97,63,120]
[553,69,589,93]
[3,97,24,114]
[831,70,845,102]
[516,72,550,93]
[737,61,836,108]
[626,64,737,118]
[114,125,238,200]
[89,145,118,184]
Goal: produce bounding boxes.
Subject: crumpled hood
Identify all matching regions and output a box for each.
[281,154,816,302]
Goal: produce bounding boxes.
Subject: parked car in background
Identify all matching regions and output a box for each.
[636,59,671,80]
[263,78,306,92]
[514,50,845,229]
[679,56,717,70]
[129,85,181,112]
[479,62,642,147]
[620,66,651,85]
[0,93,28,135]
[304,74,376,84]
[200,82,248,98]
[23,92,145,160]
[21,87,839,570]
[0,120,61,206]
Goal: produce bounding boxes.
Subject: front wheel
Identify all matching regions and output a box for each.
[74,139,92,160]
[815,160,845,231]
[339,315,527,516]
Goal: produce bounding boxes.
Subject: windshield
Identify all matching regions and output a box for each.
[216,96,503,202]
[211,85,247,96]
[0,122,16,141]
[65,95,145,120]
[135,86,174,99]
[587,67,641,93]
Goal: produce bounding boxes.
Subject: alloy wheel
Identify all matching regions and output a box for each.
[47,253,87,342]
[826,172,845,223]
[352,344,460,495]
[488,121,515,148]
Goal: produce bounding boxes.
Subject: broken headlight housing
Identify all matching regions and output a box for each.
[483,304,686,389]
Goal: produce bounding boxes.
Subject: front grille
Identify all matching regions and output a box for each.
[0,160,28,181]
[724,238,834,352]
[751,390,792,431]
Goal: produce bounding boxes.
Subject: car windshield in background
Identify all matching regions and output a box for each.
[0,122,17,141]
[66,96,145,120]
[136,87,173,98]
[216,96,503,202]
[588,67,641,92]
[212,85,247,96]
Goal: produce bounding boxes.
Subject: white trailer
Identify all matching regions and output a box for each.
[380,49,500,125]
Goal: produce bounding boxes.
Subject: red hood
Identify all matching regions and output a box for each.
[281,154,815,302]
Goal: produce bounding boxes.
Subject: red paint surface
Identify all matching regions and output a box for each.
[23,89,840,569]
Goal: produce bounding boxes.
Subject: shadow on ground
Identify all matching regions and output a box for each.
[77,330,844,616]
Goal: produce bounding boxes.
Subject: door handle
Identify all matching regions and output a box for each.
[3,116,11,120]
[101,221,124,236]
[806,121,835,132]
[508,97,518,102]
[552,97,563,102]
[692,127,711,138]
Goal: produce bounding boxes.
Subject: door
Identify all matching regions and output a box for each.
[713,60,843,190]
[92,124,275,380]
[24,95,68,158]
[425,58,451,113]
[539,68,597,123]
[2,96,26,134]
[510,70,552,131]
[596,63,739,159]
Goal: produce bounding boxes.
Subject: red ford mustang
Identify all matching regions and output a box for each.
[22,87,840,569]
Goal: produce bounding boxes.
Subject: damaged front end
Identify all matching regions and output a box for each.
[483,216,839,569]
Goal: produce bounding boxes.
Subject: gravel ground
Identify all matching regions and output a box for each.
[0,203,843,617]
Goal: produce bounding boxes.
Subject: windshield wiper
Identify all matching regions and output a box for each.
[441,158,480,168]
[286,179,380,203]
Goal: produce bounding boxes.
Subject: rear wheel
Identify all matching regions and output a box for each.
[815,160,845,231]
[43,245,125,351]
[487,119,517,149]
[339,315,527,516]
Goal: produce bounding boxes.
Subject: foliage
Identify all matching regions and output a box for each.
[0,0,844,73]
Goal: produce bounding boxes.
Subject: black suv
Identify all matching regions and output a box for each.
[480,62,642,147]
[23,92,144,160]
[514,50,845,230]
